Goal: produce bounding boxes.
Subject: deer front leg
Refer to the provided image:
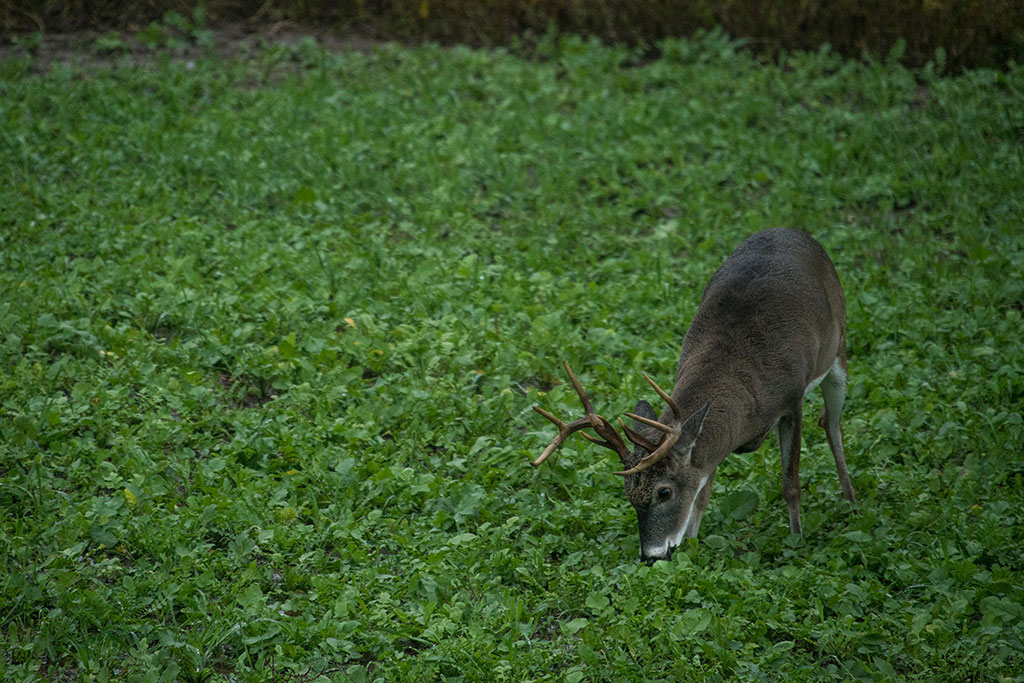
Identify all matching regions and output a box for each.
[777,409,803,534]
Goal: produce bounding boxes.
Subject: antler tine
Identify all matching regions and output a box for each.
[618,416,661,454]
[622,411,675,434]
[530,406,592,467]
[562,360,595,415]
[613,430,681,477]
[641,371,683,421]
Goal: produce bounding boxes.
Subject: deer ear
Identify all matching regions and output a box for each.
[631,399,658,422]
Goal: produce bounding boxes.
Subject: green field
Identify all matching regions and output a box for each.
[1,31,1023,681]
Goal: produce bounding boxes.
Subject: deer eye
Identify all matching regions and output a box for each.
[657,487,672,502]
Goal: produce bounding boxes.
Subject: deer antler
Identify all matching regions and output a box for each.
[531,361,631,467]
[618,416,661,453]
[641,372,683,420]
[614,373,682,476]
[533,363,686,476]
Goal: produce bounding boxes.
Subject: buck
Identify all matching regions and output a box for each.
[532,228,857,562]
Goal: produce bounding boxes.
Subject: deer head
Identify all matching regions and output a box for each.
[533,362,713,562]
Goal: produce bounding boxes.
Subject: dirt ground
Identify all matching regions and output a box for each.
[1,20,382,71]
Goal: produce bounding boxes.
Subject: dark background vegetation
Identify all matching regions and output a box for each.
[3,0,1024,69]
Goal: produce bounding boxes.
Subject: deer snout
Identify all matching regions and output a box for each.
[640,525,686,562]
[641,544,675,564]
[638,514,685,564]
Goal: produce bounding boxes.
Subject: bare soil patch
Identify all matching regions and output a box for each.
[2,20,381,71]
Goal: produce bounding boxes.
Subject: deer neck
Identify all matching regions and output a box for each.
[668,359,758,468]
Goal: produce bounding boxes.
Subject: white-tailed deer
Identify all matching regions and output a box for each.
[533,228,856,562]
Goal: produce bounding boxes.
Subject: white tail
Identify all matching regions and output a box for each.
[533,228,857,562]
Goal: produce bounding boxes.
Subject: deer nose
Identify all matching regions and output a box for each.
[641,544,675,564]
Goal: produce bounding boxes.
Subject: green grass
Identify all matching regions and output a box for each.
[1,31,1023,681]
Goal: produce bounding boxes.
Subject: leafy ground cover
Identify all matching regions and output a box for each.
[1,29,1023,682]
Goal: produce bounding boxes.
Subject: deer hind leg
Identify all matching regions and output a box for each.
[777,408,803,534]
[819,355,856,504]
